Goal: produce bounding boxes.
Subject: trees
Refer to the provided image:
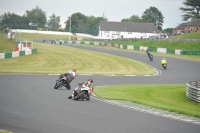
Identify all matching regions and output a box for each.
[141,7,164,31]
[180,0,200,21]
[163,28,173,35]
[87,16,107,35]
[47,14,60,31]
[65,12,88,33]
[121,15,143,22]
[0,12,24,30]
[25,6,47,29]
[0,6,47,30]
[65,12,107,35]
[1,6,168,34]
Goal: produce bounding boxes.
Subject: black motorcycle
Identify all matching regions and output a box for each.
[146,50,153,61]
[162,63,167,69]
[54,75,68,89]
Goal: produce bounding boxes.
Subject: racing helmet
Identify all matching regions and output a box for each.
[72,69,76,72]
[88,78,93,83]
[162,58,165,60]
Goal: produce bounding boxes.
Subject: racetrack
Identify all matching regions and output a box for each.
[0,43,200,133]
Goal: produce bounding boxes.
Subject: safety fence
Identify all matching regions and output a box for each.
[0,48,37,59]
[89,38,200,42]
[64,40,200,56]
[186,80,200,103]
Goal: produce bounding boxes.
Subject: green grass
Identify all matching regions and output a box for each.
[94,84,200,118]
[0,32,16,53]
[106,32,200,50]
[0,130,9,133]
[107,40,200,50]
[170,32,200,39]
[0,43,155,75]
[14,32,72,41]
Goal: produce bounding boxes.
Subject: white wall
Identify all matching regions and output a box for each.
[11,29,101,40]
[99,30,160,39]
[12,29,73,35]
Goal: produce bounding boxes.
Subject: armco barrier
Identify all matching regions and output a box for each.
[5,52,12,59]
[167,48,175,54]
[181,51,200,56]
[0,48,37,59]
[64,41,199,56]
[134,45,140,51]
[186,80,200,103]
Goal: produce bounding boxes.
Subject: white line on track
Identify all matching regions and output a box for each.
[91,95,200,125]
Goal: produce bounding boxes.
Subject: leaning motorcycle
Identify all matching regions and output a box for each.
[54,75,68,89]
[68,83,93,101]
[162,63,167,69]
[147,51,153,61]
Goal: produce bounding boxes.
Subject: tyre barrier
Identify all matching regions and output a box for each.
[186,80,200,103]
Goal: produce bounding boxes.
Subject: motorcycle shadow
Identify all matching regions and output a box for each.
[53,87,69,90]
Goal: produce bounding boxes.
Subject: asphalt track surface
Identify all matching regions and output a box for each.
[0,42,200,133]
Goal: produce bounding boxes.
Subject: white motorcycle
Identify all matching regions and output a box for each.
[68,83,93,101]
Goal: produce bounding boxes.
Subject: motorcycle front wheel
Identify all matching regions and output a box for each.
[74,91,86,100]
[54,81,63,89]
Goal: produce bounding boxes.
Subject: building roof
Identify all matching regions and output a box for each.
[186,19,200,26]
[99,21,162,33]
[174,23,187,30]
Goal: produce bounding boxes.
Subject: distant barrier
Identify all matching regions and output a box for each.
[89,38,200,42]
[64,40,200,56]
[186,80,200,103]
[0,48,37,59]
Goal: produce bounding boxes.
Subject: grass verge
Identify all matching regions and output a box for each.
[0,32,16,53]
[107,40,200,51]
[14,32,71,41]
[0,43,155,75]
[0,130,9,133]
[94,84,200,118]
[169,32,200,39]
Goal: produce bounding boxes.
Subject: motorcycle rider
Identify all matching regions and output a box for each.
[146,48,150,54]
[59,39,62,45]
[68,78,94,100]
[57,69,76,90]
[146,48,153,61]
[161,58,167,66]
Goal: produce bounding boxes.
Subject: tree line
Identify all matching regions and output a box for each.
[0,0,199,35]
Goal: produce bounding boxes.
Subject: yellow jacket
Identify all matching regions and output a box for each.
[161,59,167,64]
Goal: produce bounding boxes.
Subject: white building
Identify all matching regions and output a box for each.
[99,21,162,39]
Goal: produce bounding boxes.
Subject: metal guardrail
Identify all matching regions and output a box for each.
[88,38,200,42]
[186,80,200,103]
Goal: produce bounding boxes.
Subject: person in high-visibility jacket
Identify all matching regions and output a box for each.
[59,39,62,45]
[161,58,167,66]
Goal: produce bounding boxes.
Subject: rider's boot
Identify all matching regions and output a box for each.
[68,94,73,99]
[65,83,71,90]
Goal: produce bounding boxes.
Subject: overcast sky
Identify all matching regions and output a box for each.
[0,0,185,29]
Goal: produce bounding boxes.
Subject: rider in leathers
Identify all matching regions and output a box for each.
[57,69,76,90]
[68,79,94,100]
[161,58,167,67]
